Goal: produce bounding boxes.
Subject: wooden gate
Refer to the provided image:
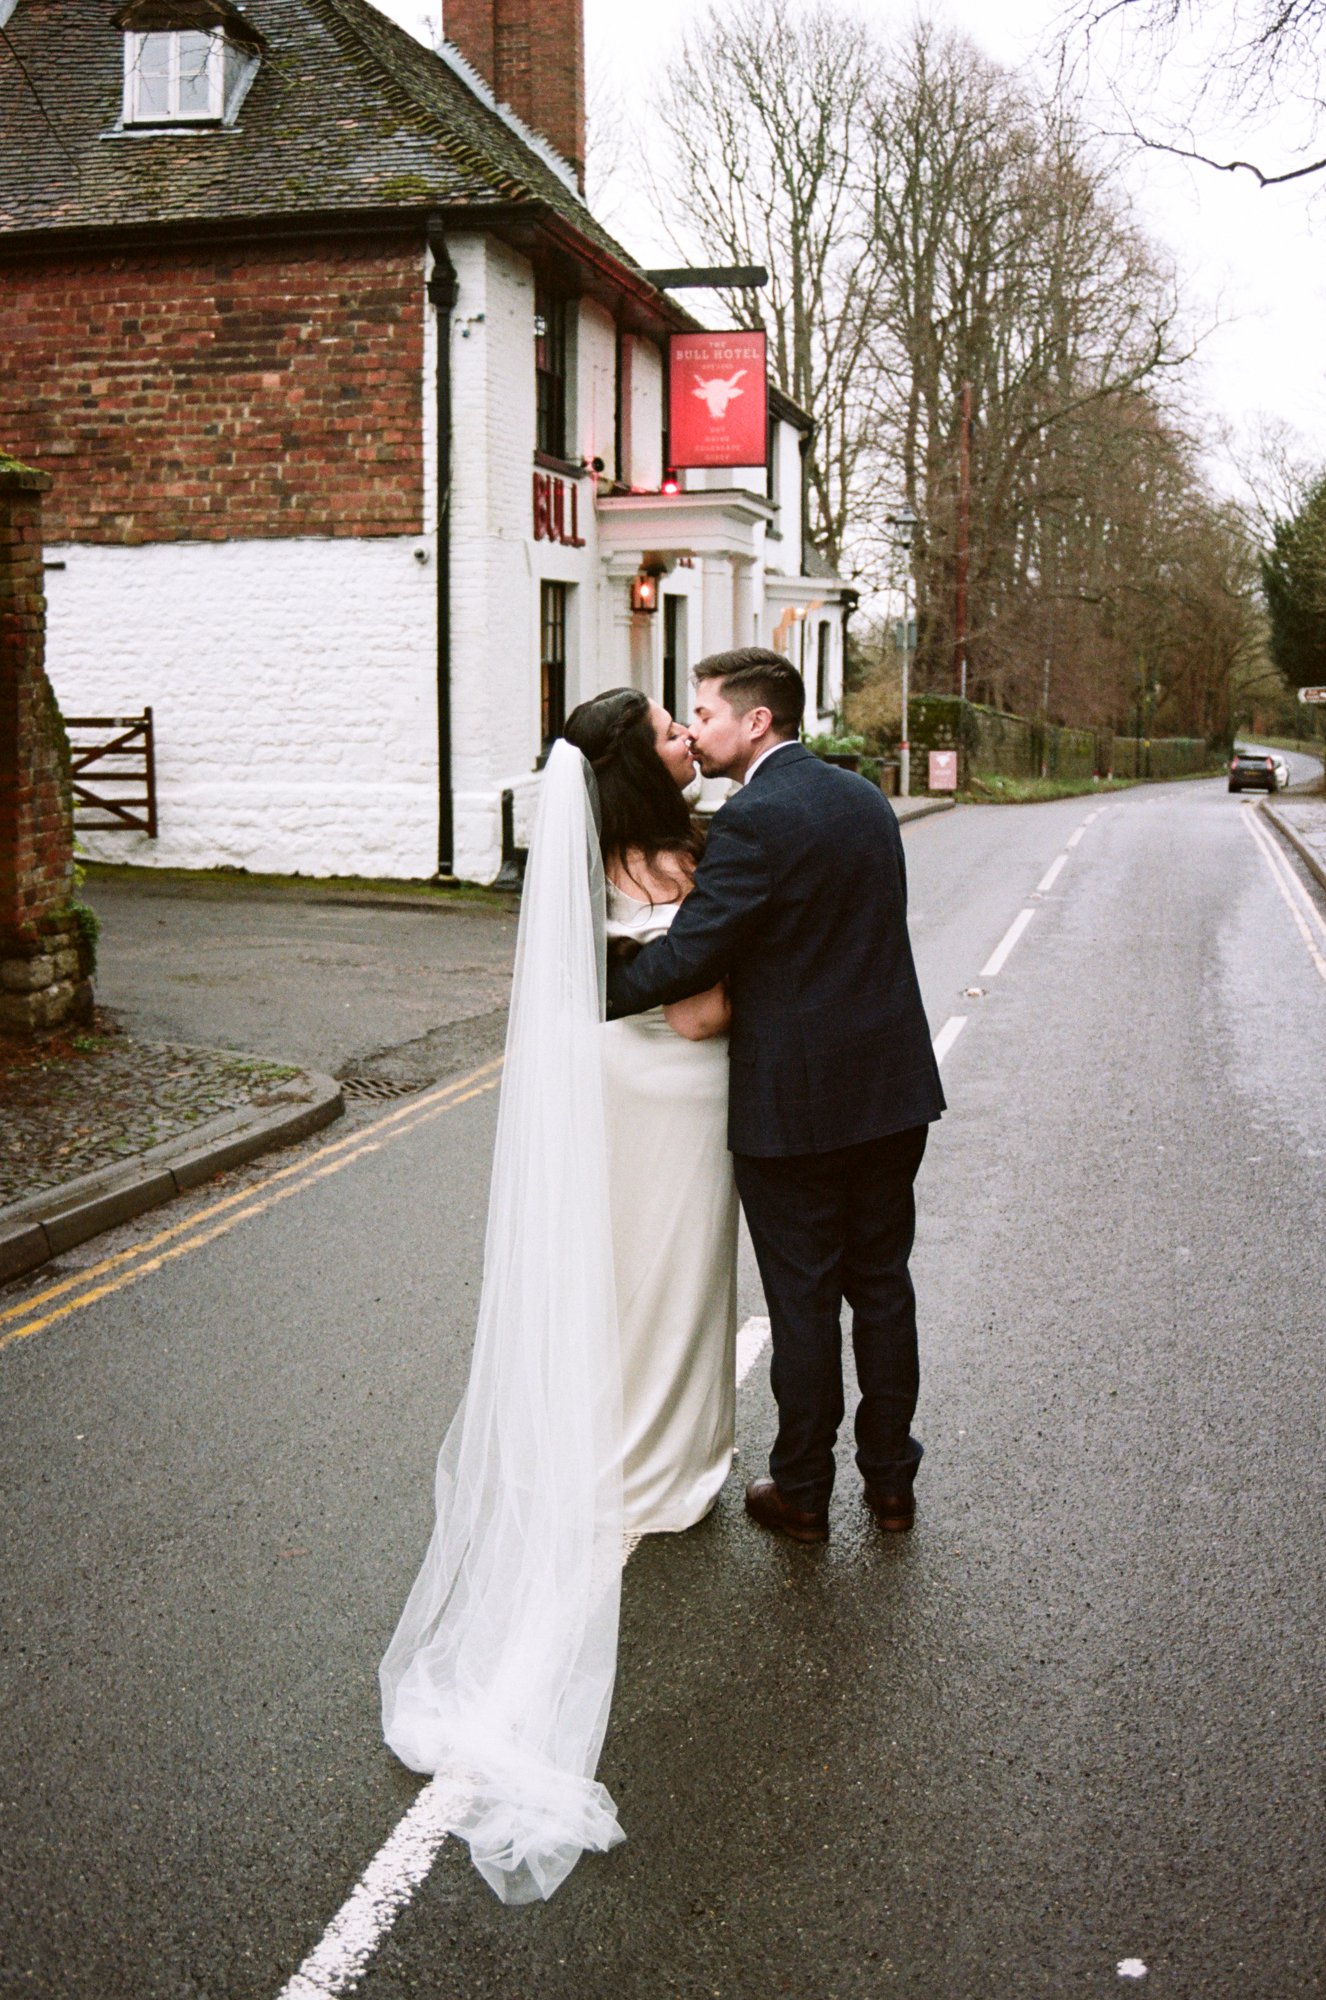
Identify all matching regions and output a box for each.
[65,709,158,837]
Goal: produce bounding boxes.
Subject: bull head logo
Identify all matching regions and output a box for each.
[692,369,747,420]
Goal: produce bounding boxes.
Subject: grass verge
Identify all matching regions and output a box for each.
[956,766,1227,805]
[80,861,515,908]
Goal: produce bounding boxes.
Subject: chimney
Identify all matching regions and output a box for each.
[445,0,586,193]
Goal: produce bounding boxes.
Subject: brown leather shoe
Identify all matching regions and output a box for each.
[744,1476,829,1543]
[863,1484,916,1533]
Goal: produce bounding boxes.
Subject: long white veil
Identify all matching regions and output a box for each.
[380,740,625,1903]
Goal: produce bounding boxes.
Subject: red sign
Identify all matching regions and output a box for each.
[533,471,585,547]
[668,331,768,469]
[928,750,958,792]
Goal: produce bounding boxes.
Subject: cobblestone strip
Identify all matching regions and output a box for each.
[1,1029,301,1209]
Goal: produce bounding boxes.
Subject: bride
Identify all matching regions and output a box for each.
[379,690,737,1905]
[566,689,738,1534]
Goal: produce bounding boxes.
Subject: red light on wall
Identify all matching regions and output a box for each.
[630,571,659,613]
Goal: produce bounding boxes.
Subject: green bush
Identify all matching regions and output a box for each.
[69,898,101,974]
[805,730,869,758]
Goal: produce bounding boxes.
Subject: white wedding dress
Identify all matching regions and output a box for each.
[379,746,740,1907]
[603,886,739,1535]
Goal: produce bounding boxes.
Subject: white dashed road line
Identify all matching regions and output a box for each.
[735,1314,771,1383]
[278,814,1106,1995]
[980,905,1036,978]
[1035,853,1068,896]
[931,1015,969,1065]
[279,1782,470,2000]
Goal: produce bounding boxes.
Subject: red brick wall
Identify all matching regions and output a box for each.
[445,0,584,186]
[0,465,73,952]
[0,237,426,546]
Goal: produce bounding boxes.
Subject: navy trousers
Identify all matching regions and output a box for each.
[733,1124,929,1513]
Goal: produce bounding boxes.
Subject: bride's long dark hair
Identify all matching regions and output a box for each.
[562,688,704,885]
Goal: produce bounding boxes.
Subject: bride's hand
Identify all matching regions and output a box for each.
[664,983,731,1042]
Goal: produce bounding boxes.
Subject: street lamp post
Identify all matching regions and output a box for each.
[887,503,918,798]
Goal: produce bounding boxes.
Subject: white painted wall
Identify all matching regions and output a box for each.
[38,229,845,889]
[771,416,805,576]
[575,298,617,475]
[620,336,663,489]
[44,534,439,877]
[447,233,606,880]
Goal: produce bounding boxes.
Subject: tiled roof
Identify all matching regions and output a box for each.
[0,0,650,277]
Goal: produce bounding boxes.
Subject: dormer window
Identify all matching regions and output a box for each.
[125,31,222,122]
[115,1,263,129]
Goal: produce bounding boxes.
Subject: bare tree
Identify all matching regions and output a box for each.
[1060,0,1326,185]
[864,25,1194,705]
[651,2,1247,740]
[655,0,883,571]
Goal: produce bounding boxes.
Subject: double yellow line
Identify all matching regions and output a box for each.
[0,1058,504,1356]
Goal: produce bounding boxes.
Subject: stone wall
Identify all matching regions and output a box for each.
[908,696,1215,787]
[0,460,92,1032]
[1112,736,1212,779]
[909,697,1112,785]
[0,237,426,546]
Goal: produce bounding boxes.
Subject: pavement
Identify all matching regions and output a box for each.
[0,874,519,1281]
[4,762,1326,1996]
[1264,795,1326,894]
[78,867,520,1084]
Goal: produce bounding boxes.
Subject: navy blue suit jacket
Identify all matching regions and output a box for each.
[605,742,945,1157]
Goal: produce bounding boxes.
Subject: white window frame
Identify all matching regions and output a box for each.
[122,28,225,125]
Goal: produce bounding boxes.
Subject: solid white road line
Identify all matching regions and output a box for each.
[980,907,1035,978]
[279,1313,777,1998]
[931,1015,969,1066]
[1036,854,1068,895]
[1244,810,1326,986]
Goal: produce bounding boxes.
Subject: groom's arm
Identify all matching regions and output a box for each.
[606,808,771,1019]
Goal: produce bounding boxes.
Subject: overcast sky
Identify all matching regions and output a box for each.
[381,0,1326,488]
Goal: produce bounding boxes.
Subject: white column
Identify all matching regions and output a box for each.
[628,607,654,690]
[733,557,758,649]
[700,555,732,659]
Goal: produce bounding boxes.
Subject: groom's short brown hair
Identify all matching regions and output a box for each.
[692,648,805,738]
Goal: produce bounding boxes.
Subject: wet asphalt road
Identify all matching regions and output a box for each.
[3,772,1325,1999]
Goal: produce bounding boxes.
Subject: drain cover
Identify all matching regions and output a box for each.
[340,1075,426,1101]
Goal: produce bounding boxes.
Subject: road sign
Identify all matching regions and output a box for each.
[928,750,958,791]
[1296,686,1326,704]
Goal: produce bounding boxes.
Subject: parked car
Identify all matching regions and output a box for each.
[1228,749,1278,793]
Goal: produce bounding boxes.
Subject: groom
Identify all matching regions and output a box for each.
[606,649,944,1544]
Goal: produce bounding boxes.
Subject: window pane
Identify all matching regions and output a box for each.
[176,31,216,115]
[134,33,171,119]
[540,582,568,745]
[535,290,567,459]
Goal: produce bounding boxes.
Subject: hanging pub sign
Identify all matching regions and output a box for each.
[668,331,768,469]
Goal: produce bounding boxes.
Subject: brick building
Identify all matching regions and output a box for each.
[0,0,849,882]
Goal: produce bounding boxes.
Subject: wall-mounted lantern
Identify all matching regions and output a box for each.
[631,570,660,613]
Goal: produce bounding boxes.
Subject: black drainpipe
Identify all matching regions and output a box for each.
[426,225,459,878]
